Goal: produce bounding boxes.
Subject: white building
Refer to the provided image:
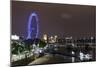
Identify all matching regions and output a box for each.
[11,35,19,40]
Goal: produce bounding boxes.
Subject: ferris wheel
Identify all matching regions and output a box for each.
[27,12,39,39]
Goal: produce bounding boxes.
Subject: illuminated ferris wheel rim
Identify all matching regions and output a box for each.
[27,12,39,39]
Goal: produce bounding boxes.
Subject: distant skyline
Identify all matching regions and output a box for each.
[12,1,96,39]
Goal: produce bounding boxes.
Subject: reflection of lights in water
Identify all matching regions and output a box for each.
[72,51,75,62]
[79,52,92,61]
[85,54,92,60]
[72,43,74,47]
[72,57,75,62]
[79,52,84,61]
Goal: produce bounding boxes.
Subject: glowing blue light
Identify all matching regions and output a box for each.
[27,12,39,39]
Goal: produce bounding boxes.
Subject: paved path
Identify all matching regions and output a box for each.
[28,54,66,65]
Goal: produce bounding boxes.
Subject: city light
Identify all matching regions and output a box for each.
[11,1,96,66]
[11,35,19,40]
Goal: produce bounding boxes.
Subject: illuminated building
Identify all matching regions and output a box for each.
[49,36,54,43]
[65,36,73,43]
[11,35,19,40]
[54,35,58,43]
[43,34,48,43]
[48,35,58,43]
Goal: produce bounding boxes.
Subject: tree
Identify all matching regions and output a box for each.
[11,41,24,54]
[38,40,46,48]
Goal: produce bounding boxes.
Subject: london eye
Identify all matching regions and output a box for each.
[27,12,39,39]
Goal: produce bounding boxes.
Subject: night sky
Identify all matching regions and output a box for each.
[12,1,96,39]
